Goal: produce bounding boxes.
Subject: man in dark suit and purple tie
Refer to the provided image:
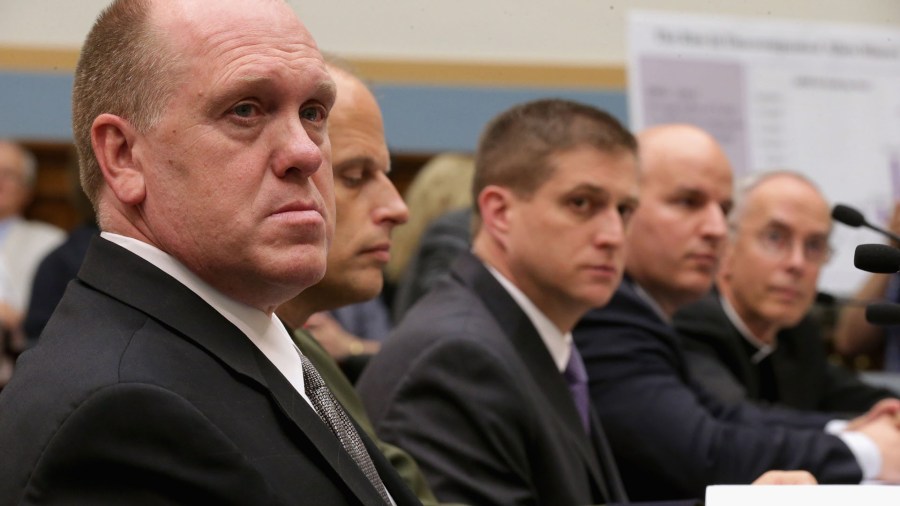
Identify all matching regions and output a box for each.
[358,98,639,506]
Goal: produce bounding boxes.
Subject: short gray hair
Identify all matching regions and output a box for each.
[729,170,826,234]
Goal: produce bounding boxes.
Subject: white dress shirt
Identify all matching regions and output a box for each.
[100,232,313,407]
[485,264,572,373]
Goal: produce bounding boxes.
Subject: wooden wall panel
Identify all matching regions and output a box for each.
[21,141,83,232]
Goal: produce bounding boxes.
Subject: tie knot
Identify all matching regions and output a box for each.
[564,347,588,385]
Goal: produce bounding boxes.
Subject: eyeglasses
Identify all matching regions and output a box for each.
[754,226,832,265]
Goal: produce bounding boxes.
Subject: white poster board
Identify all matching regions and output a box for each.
[628,10,900,294]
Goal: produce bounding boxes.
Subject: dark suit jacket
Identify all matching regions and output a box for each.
[358,251,626,506]
[24,222,98,343]
[0,237,420,505]
[574,278,862,502]
[675,291,897,414]
[392,207,472,324]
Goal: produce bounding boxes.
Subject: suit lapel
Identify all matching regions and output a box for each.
[619,278,694,380]
[710,293,762,399]
[588,411,628,502]
[255,354,392,505]
[452,252,612,501]
[78,238,389,505]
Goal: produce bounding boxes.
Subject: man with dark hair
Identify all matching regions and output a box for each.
[0,1,421,504]
[574,124,900,502]
[675,171,897,411]
[358,99,638,505]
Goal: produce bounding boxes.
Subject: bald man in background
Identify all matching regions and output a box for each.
[277,60,453,506]
[574,124,900,501]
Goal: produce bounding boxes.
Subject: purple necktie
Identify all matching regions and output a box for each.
[563,346,591,434]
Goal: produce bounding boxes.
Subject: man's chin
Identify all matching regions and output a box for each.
[317,271,383,305]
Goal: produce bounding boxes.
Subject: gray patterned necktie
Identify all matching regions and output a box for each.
[297,350,391,504]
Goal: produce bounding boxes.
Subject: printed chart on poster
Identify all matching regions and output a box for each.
[628,10,900,294]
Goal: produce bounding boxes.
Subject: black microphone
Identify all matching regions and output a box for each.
[832,203,900,244]
[866,303,900,326]
[854,243,900,273]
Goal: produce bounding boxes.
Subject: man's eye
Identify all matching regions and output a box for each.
[618,203,636,225]
[764,228,788,245]
[341,173,364,187]
[569,197,592,210]
[300,105,326,123]
[676,197,701,209]
[233,103,255,118]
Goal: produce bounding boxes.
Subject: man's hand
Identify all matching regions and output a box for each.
[305,312,380,362]
[889,202,900,248]
[846,398,900,431]
[852,407,900,483]
[751,470,817,485]
[0,301,24,388]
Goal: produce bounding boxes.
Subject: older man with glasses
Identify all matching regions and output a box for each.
[674,170,898,413]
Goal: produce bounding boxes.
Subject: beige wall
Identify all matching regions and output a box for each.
[2,0,898,66]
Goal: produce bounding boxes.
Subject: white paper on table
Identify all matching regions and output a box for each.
[706,484,900,505]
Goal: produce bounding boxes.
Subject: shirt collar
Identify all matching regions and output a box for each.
[629,278,672,324]
[719,294,776,363]
[484,265,572,373]
[0,216,19,244]
[100,232,311,402]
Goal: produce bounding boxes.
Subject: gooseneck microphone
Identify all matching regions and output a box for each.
[832,203,900,244]
[854,244,900,326]
[866,303,900,326]
[854,243,900,273]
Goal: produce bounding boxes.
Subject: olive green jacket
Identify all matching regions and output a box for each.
[292,327,455,506]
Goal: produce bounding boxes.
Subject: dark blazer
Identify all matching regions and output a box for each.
[574,278,862,502]
[392,207,472,324]
[0,237,420,506]
[24,222,98,343]
[358,251,626,506]
[675,291,897,414]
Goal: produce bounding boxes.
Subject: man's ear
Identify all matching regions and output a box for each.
[91,113,146,206]
[477,185,514,241]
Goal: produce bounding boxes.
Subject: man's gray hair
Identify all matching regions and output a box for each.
[728,170,826,235]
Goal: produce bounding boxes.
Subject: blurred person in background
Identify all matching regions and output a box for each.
[276,59,453,506]
[388,153,475,322]
[0,140,64,387]
[833,202,900,372]
[24,148,99,344]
